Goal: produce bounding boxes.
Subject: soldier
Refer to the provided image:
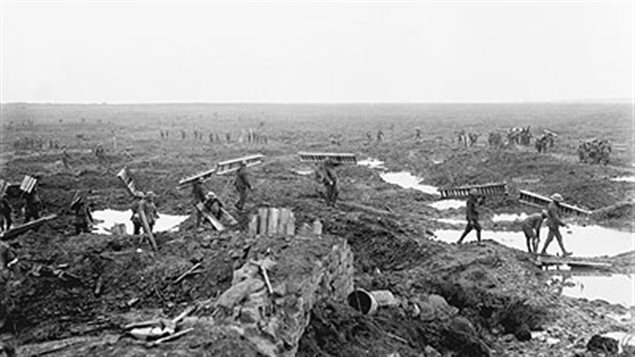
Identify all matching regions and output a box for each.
[131,192,159,235]
[197,192,223,228]
[234,161,252,211]
[321,159,339,206]
[0,194,12,232]
[24,186,41,223]
[191,178,206,204]
[540,193,571,257]
[71,195,93,235]
[415,127,422,140]
[0,240,17,332]
[521,210,547,254]
[376,129,384,142]
[457,189,484,245]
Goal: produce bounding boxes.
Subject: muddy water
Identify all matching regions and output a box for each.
[550,274,635,308]
[433,225,633,257]
[611,176,635,183]
[491,213,529,222]
[428,200,465,210]
[92,209,188,235]
[357,158,386,170]
[379,171,439,195]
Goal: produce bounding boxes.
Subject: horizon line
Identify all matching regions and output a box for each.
[1,99,633,105]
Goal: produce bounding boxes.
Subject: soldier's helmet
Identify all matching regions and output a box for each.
[134,191,146,199]
[145,191,156,199]
[541,210,548,218]
[550,193,563,202]
[206,192,216,200]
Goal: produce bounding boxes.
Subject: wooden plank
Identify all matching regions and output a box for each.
[195,202,224,231]
[1,214,57,240]
[298,152,357,164]
[139,210,158,252]
[216,154,264,175]
[538,257,612,269]
[220,208,237,225]
[178,167,217,187]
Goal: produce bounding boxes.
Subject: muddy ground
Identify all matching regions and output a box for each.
[0,103,633,356]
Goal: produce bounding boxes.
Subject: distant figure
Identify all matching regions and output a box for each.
[181,130,186,140]
[208,133,214,143]
[376,129,384,142]
[521,210,547,253]
[234,161,252,211]
[226,133,231,143]
[320,160,339,206]
[457,189,484,245]
[457,130,468,147]
[415,127,422,140]
[71,196,93,235]
[0,194,12,232]
[24,186,41,223]
[62,148,71,169]
[366,132,373,143]
[197,192,223,228]
[540,193,571,257]
[468,132,479,146]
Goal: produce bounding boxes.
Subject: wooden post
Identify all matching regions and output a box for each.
[139,210,158,252]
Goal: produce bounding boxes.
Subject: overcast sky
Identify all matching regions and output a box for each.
[1,1,632,103]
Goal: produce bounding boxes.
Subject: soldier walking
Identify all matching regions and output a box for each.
[234,161,252,211]
[457,189,484,245]
[321,160,339,206]
[540,193,572,257]
[71,195,93,235]
[24,186,41,223]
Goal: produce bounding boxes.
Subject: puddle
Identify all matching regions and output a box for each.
[438,218,465,225]
[379,171,439,195]
[92,209,188,235]
[433,225,633,257]
[293,169,313,176]
[611,176,635,183]
[357,158,386,170]
[428,200,465,210]
[550,274,635,308]
[492,213,529,222]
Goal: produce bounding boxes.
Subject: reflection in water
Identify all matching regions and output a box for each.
[92,209,188,235]
[434,225,633,257]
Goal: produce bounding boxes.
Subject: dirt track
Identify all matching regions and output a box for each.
[1,103,633,356]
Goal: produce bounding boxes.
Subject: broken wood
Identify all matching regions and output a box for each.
[250,260,273,295]
[139,210,158,252]
[195,202,225,231]
[146,328,194,347]
[0,214,58,240]
[172,262,203,284]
